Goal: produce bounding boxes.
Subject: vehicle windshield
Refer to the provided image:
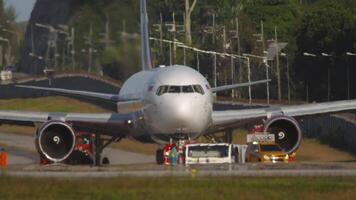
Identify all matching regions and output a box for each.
[260,144,282,152]
[187,145,229,158]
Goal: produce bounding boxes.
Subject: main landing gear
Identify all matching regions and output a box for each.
[92,133,123,166]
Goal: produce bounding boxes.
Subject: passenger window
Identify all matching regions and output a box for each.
[182,85,194,93]
[168,86,181,93]
[156,86,168,96]
[193,85,204,95]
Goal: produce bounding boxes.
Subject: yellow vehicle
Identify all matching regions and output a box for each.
[246,143,289,163]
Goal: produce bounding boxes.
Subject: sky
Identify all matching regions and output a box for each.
[4,0,36,22]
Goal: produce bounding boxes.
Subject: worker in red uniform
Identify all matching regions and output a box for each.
[0,148,8,167]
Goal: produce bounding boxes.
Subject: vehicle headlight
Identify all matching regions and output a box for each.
[263,155,270,160]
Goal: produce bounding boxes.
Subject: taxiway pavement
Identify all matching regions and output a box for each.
[2,132,356,178]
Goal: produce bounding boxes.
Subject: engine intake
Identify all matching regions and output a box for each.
[264,116,302,154]
[37,121,76,162]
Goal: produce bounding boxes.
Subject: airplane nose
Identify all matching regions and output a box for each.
[162,97,198,130]
[154,95,209,135]
[174,102,192,123]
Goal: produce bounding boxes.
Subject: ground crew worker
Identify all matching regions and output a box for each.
[169,146,177,166]
[0,148,7,167]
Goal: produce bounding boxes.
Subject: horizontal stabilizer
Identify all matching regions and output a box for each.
[211,79,271,93]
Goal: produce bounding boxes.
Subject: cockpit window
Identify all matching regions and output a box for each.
[156,85,168,96]
[168,86,181,93]
[182,85,194,93]
[156,85,205,95]
[193,85,205,95]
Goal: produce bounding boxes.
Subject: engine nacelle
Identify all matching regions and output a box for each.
[36,121,76,163]
[263,116,302,154]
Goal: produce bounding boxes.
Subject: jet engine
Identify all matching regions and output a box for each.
[263,116,302,154]
[36,121,76,162]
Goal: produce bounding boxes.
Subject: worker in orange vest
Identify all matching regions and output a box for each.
[0,148,7,167]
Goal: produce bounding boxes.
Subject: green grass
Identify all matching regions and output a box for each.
[0,177,356,200]
[0,96,108,113]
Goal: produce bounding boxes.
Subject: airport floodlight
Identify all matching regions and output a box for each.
[321,53,331,57]
[35,23,55,32]
[346,52,356,56]
[303,52,316,57]
[2,28,14,34]
[58,24,68,30]
[263,58,268,64]
[0,37,9,43]
[266,42,287,61]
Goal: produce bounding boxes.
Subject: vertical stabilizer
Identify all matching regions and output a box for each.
[140,0,153,70]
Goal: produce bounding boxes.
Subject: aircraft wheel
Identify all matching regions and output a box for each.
[102,157,110,165]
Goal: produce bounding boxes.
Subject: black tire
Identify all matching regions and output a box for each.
[234,147,239,163]
[156,149,164,164]
[102,157,110,165]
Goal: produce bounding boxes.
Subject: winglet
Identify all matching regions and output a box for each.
[140,0,153,70]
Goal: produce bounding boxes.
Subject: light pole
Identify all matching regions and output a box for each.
[303,52,317,102]
[281,52,290,104]
[29,53,44,75]
[346,52,356,99]
[321,52,332,101]
[243,53,270,104]
[0,37,9,66]
[1,28,18,64]
[1,28,19,45]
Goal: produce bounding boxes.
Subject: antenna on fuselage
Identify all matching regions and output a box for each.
[140,0,153,70]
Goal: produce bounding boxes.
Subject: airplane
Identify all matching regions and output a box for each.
[1,0,356,165]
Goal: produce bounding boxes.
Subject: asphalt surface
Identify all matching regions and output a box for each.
[0,132,154,166]
[2,132,356,177]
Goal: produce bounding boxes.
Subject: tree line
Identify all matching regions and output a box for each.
[4,0,356,102]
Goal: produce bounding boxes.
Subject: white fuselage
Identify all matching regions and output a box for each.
[118,65,213,143]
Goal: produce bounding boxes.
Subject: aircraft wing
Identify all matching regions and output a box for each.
[212,99,356,127]
[0,110,141,136]
[211,79,270,93]
[16,85,121,102]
